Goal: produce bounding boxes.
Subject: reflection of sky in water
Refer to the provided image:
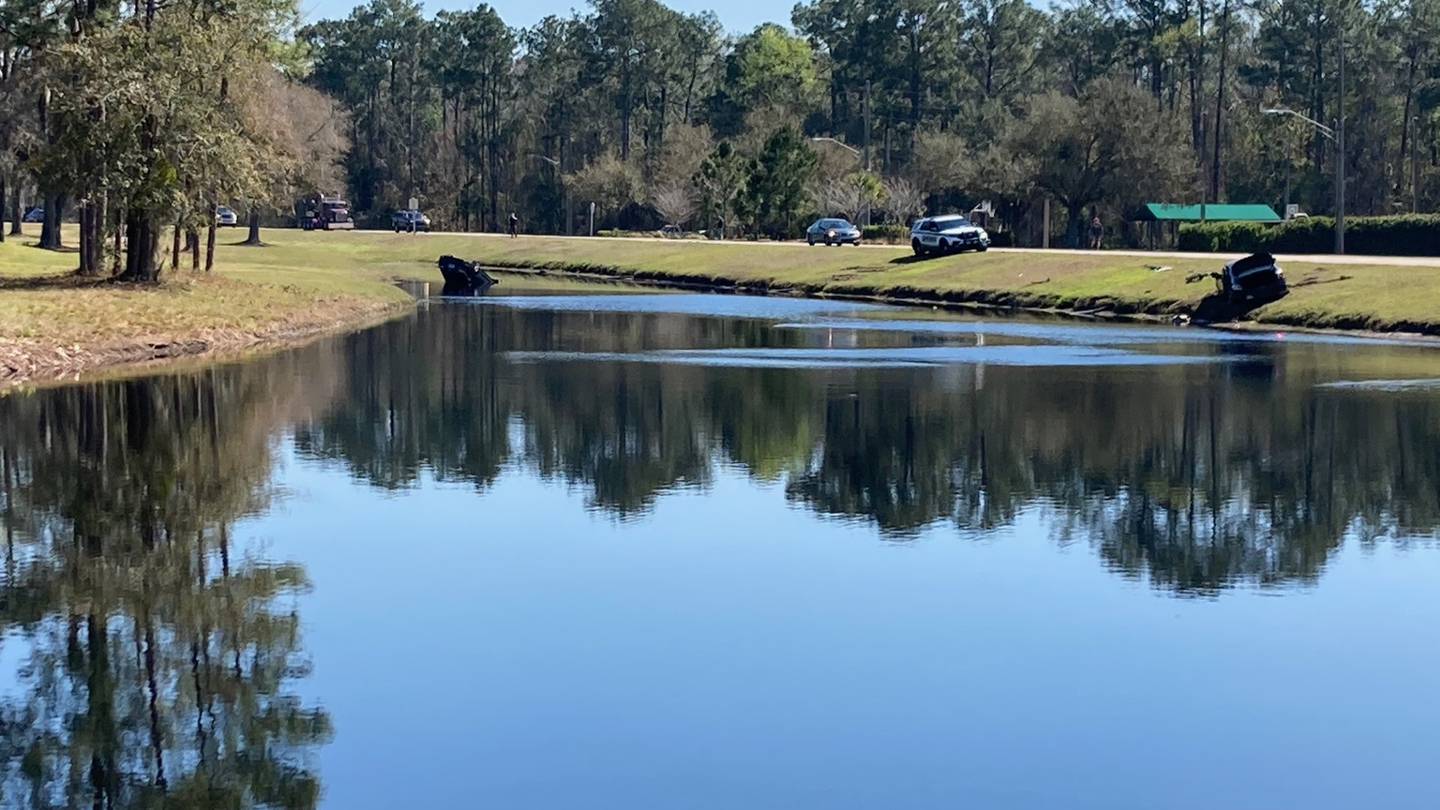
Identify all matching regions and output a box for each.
[268,448,1440,810]
[779,317,1432,348]
[1318,377,1440,391]
[504,345,1227,368]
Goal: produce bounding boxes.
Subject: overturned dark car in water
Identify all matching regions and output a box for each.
[437,255,499,295]
[1189,252,1287,303]
[1183,251,1288,324]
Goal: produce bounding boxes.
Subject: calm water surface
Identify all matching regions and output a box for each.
[3,282,1440,808]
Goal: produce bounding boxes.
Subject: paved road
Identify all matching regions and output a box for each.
[421,230,1440,267]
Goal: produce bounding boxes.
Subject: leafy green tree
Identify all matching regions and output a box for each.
[1004,78,1191,245]
[711,23,817,134]
[693,140,747,238]
[741,127,818,237]
[567,151,644,227]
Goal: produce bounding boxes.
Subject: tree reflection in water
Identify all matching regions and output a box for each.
[295,304,1440,594]
[3,298,1439,802]
[0,361,334,808]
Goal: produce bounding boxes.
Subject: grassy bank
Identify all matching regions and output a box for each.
[4,226,1439,387]
[311,229,1440,334]
[0,230,414,387]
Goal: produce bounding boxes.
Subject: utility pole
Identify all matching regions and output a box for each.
[1414,116,1421,214]
[862,80,872,173]
[1210,0,1231,204]
[1335,33,1346,254]
[862,80,873,227]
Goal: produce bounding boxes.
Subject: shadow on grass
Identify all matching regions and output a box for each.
[888,254,931,265]
[20,240,80,254]
[0,271,114,291]
[887,251,985,265]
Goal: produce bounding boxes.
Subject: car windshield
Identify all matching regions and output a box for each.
[933,216,972,228]
[818,219,850,228]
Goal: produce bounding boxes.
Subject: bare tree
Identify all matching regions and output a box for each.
[813,171,884,222]
[237,71,349,246]
[881,176,925,224]
[652,183,696,229]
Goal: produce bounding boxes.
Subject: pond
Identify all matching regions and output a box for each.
[2,282,1439,808]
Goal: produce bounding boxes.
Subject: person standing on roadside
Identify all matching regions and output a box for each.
[508,212,519,238]
[1088,212,1103,250]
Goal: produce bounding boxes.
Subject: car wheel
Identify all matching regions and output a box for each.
[807,237,815,246]
[911,239,926,257]
[978,245,988,252]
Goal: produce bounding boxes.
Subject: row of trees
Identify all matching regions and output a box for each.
[298,0,1439,244]
[4,0,1438,263]
[0,0,346,279]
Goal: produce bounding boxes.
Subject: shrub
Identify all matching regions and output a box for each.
[861,224,908,243]
[1178,214,1440,255]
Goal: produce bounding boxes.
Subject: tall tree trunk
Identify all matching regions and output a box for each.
[7,187,20,236]
[204,219,216,272]
[112,208,123,275]
[77,202,94,274]
[39,192,64,250]
[243,208,262,246]
[171,223,182,272]
[0,175,6,244]
[122,211,159,282]
[94,194,107,275]
[1065,204,1085,249]
[188,229,200,271]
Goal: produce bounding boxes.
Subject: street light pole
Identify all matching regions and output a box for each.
[1335,34,1346,254]
[1261,106,1343,253]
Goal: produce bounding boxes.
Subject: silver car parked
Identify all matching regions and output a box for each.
[910,215,989,256]
[806,218,861,246]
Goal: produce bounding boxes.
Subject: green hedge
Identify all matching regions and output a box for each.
[862,224,908,243]
[1177,214,1440,255]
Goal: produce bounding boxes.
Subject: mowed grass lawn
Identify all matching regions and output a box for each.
[0,228,411,347]
[278,229,1440,334]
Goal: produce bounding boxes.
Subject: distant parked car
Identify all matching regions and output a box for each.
[21,206,44,223]
[910,214,989,256]
[216,206,239,227]
[659,224,684,238]
[806,218,861,246]
[392,209,431,232]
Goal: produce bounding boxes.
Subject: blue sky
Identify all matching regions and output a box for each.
[296,0,789,33]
